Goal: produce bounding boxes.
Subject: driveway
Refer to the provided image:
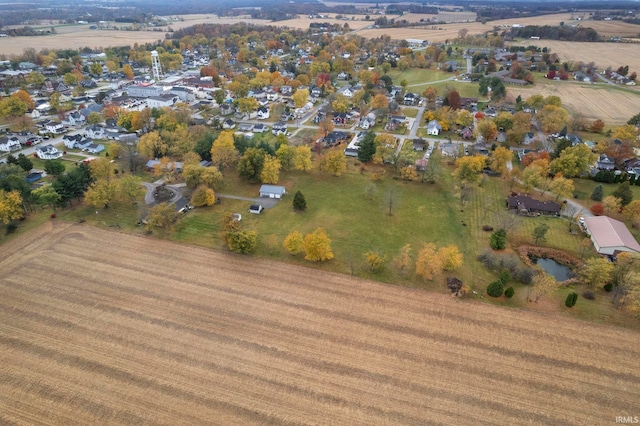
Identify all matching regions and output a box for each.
[216,194,280,209]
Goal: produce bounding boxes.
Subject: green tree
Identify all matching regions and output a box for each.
[145,202,177,233]
[87,111,103,125]
[532,223,549,245]
[16,154,33,172]
[487,280,504,297]
[117,175,144,204]
[303,227,334,262]
[490,229,507,250]
[32,185,61,212]
[226,230,258,254]
[357,132,376,163]
[612,181,633,207]
[293,190,306,211]
[237,147,266,181]
[591,184,604,201]
[44,160,66,177]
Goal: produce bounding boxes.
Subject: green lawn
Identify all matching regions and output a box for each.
[386,69,452,87]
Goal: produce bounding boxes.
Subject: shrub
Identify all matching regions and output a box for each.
[490,229,507,250]
[504,287,515,298]
[477,249,534,284]
[487,280,504,297]
[590,203,604,216]
[590,184,603,201]
[582,290,595,300]
[5,223,17,234]
[482,224,494,232]
[565,292,578,307]
[499,269,511,284]
[50,213,56,219]
[604,283,613,292]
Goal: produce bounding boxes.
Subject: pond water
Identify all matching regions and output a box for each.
[534,258,573,281]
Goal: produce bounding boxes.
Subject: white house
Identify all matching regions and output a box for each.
[146,94,178,108]
[83,143,105,154]
[272,121,287,135]
[35,145,63,160]
[223,118,236,129]
[266,91,278,101]
[427,120,442,136]
[63,134,92,150]
[0,136,21,152]
[259,184,286,199]
[337,85,353,98]
[65,111,86,126]
[257,106,270,120]
[253,124,269,133]
[45,120,65,134]
[85,124,106,139]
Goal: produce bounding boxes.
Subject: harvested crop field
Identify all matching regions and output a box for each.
[511,39,640,75]
[1,222,639,424]
[509,82,640,125]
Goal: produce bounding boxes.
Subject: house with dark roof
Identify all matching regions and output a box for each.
[596,154,615,170]
[506,195,561,216]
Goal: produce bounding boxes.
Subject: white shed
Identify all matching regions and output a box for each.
[259,185,286,199]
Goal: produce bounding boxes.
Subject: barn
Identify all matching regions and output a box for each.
[259,185,286,199]
[584,216,640,256]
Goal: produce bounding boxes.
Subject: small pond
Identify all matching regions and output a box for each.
[534,258,573,281]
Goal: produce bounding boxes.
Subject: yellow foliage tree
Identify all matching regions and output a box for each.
[323,150,346,176]
[260,155,281,184]
[580,257,614,289]
[303,227,334,262]
[490,146,513,176]
[294,146,312,172]
[190,185,215,207]
[0,189,23,224]
[292,89,310,109]
[415,243,443,281]
[85,179,117,209]
[364,251,386,272]
[283,231,304,255]
[438,245,463,271]
[528,273,557,302]
[392,243,412,274]
[138,131,168,159]
[210,131,239,171]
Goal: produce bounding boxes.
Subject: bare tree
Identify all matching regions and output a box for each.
[384,189,396,215]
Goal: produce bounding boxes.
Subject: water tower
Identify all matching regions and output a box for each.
[151,50,163,82]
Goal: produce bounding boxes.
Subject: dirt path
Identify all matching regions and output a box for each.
[0,223,638,424]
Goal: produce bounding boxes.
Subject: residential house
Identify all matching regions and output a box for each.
[0,136,21,152]
[65,111,86,126]
[169,86,196,102]
[35,145,63,160]
[145,159,183,173]
[83,143,105,154]
[45,120,65,134]
[403,92,418,105]
[507,195,561,216]
[459,126,473,140]
[257,106,270,120]
[333,112,349,126]
[63,134,93,150]
[444,60,458,71]
[624,158,640,176]
[524,132,536,145]
[596,154,615,170]
[359,112,376,130]
[223,118,236,130]
[337,71,349,80]
[85,124,106,139]
[266,91,278,101]
[311,87,322,97]
[324,131,349,146]
[280,86,292,96]
[427,120,442,136]
[412,138,427,151]
[220,103,235,115]
[272,121,287,135]
[238,123,254,132]
[336,85,353,98]
[253,124,269,133]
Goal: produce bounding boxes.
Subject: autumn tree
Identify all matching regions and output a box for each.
[210,131,239,171]
[623,200,640,225]
[538,105,569,133]
[117,175,144,205]
[32,185,61,212]
[303,227,334,262]
[456,110,473,128]
[318,117,335,139]
[138,131,168,159]
[453,155,486,187]
[0,190,24,224]
[549,144,596,178]
[371,93,389,110]
[415,243,443,281]
[580,257,614,289]
[323,150,346,176]
[190,185,216,207]
[489,146,512,176]
[283,231,304,255]
[392,243,413,275]
[477,119,498,142]
[549,175,574,201]
[603,195,622,214]
[85,179,117,209]
[123,63,134,80]
[439,245,463,271]
[237,148,266,181]
[590,119,605,133]
[528,273,557,302]
[447,90,461,110]
[260,155,281,184]
[364,251,386,272]
[292,89,310,109]
[294,146,312,172]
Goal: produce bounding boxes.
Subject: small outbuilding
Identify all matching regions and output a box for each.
[584,216,640,256]
[259,185,286,199]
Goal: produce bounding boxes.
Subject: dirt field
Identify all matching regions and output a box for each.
[509,81,640,125]
[1,222,639,424]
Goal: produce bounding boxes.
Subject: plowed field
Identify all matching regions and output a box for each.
[1,222,639,424]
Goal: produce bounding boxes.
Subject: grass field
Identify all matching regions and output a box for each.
[0,221,638,424]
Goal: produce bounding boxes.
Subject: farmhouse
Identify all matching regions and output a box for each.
[259,185,286,199]
[506,195,561,216]
[584,216,640,256]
